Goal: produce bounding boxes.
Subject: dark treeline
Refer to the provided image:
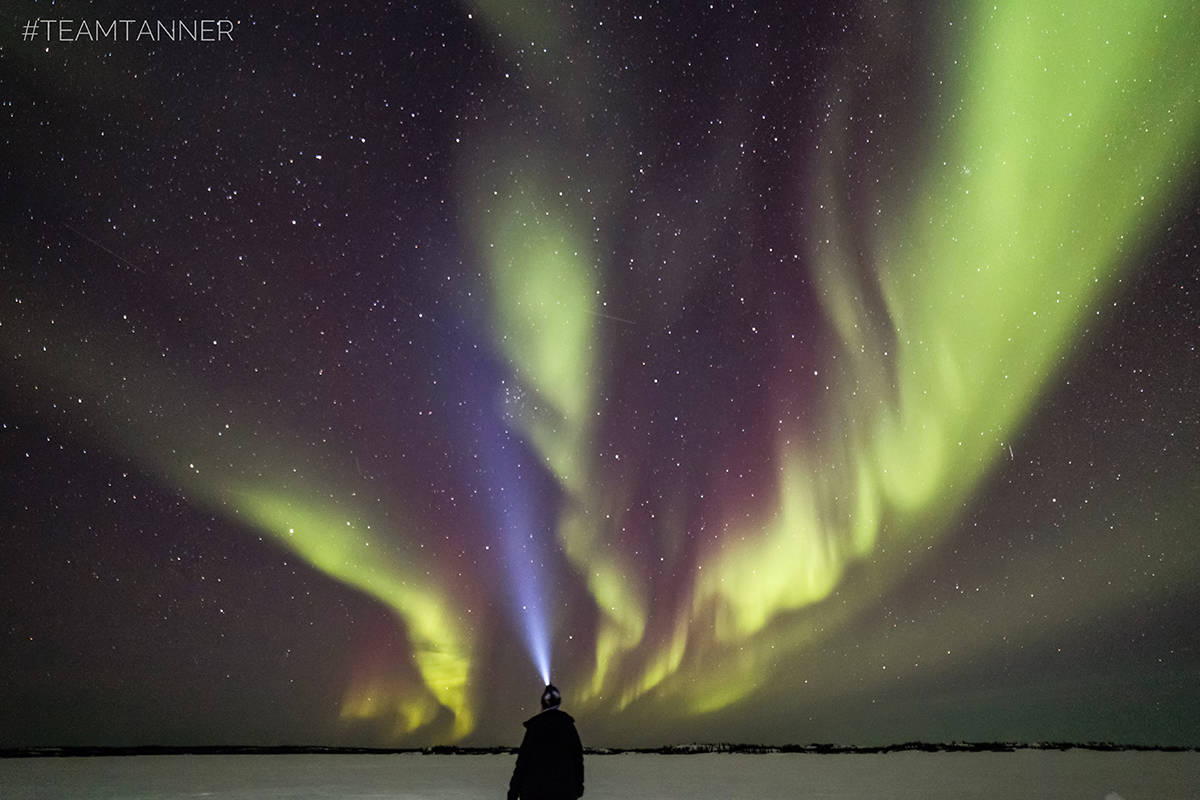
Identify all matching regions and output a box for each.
[2,742,1197,758]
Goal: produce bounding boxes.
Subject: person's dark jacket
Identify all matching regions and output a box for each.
[507,707,584,800]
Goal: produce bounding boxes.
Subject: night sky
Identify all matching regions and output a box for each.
[2,0,1198,749]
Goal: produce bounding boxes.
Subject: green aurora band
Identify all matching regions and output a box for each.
[669,0,1200,717]
[470,0,1199,722]
[1,321,478,740]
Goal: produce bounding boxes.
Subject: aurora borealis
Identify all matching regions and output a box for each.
[2,0,1198,750]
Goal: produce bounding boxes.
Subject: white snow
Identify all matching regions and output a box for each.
[1,751,1197,799]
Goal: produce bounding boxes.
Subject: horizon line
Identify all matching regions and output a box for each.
[4,741,1198,759]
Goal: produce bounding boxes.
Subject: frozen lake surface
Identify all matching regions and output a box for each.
[1,751,1197,799]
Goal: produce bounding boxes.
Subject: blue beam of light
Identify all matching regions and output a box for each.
[480,424,554,687]
[433,310,555,691]
[501,501,553,686]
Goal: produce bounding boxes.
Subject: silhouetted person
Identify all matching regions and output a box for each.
[508,683,584,800]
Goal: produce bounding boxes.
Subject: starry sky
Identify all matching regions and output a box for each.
[2,0,1198,749]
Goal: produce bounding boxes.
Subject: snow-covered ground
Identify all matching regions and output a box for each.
[1,751,1197,799]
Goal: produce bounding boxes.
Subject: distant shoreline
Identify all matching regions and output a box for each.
[3,742,1197,759]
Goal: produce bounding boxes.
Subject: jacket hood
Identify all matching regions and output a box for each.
[524,707,575,727]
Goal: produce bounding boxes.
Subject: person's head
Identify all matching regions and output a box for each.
[540,683,561,710]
